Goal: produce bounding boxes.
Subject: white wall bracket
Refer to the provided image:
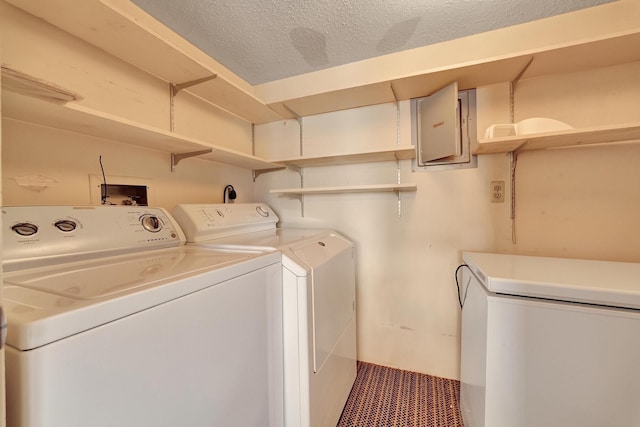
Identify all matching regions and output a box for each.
[169,75,218,132]
[252,166,286,181]
[509,140,529,243]
[167,75,218,168]
[171,149,213,172]
[509,56,534,123]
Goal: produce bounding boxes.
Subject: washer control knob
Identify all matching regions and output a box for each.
[54,219,77,233]
[140,214,162,233]
[256,206,270,217]
[12,222,39,236]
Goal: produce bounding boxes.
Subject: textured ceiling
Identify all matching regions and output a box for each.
[131,0,615,85]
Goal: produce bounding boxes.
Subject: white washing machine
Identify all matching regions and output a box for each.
[460,251,640,427]
[3,205,283,427]
[173,203,357,427]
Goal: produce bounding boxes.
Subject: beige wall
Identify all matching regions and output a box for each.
[2,1,640,383]
[2,120,254,208]
[511,61,640,262]
[1,2,256,209]
[0,24,6,427]
[254,101,510,380]
[254,61,640,379]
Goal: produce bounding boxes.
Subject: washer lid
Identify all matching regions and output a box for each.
[4,246,279,350]
[463,252,640,310]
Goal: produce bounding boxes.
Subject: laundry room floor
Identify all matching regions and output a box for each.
[337,361,464,427]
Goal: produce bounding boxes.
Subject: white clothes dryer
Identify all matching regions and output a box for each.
[3,206,283,427]
[173,203,357,427]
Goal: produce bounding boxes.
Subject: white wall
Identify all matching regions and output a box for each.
[254,102,511,379]
[1,120,253,208]
[1,2,256,209]
[254,61,640,379]
[512,62,640,262]
[0,27,6,427]
[2,1,639,382]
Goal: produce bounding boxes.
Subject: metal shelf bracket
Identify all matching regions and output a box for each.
[171,75,218,96]
[171,149,213,172]
[169,75,218,132]
[252,166,286,181]
[509,140,529,243]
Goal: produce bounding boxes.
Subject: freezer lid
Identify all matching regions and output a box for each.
[3,247,280,350]
[463,252,640,310]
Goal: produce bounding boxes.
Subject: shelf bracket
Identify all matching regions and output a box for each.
[279,105,305,216]
[274,193,305,217]
[252,166,286,181]
[171,149,213,172]
[509,57,534,123]
[171,75,218,96]
[169,75,218,133]
[287,165,302,176]
[509,140,529,243]
[299,167,305,217]
[390,82,400,105]
[280,104,304,156]
[392,87,403,216]
[281,103,302,120]
[395,190,403,218]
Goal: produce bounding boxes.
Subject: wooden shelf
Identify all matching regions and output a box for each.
[6,0,285,124]
[474,122,640,154]
[270,183,417,195]
[1,90,283,171]
[258,33,640,118]
[271,146,416,168]
[7,0,640,123]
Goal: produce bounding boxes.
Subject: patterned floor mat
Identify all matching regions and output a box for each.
[337,361,464,427]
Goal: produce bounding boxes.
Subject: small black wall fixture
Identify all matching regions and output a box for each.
[223,185,237,203]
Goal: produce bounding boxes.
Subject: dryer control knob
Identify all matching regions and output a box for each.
[140,214,162,233]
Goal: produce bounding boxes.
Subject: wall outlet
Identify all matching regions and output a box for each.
[490,181,505,203]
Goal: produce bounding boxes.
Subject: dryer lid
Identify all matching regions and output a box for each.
[289,233,353,270]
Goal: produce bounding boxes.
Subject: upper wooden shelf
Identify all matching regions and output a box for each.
[1,90,283,171]
[474,122,640,154]
[5,0,284,124]
[262,31,640,118]
[270,146,416,168]
[6,0,640,124]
